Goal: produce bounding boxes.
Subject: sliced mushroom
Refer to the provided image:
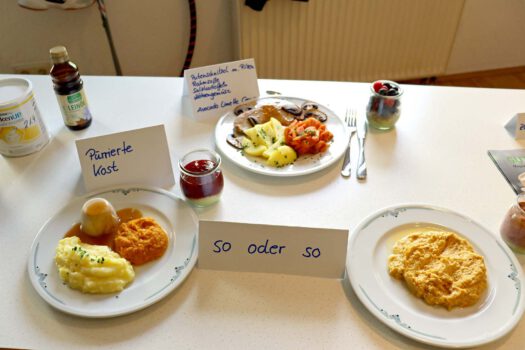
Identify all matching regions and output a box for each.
[301,102,319,111]
[234,111,258,135]
[304,109,328,122]
[233,103,254,116]
[226,134,244,149]
[247,116,259,126]
[281,102,302,116]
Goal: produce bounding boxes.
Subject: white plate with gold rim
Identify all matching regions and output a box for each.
[347,204,525,348]
[27,187,198,318]
[214,96,349,177]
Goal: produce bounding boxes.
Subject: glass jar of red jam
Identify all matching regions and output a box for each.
[179,149,224,207]
[500,193,525,254]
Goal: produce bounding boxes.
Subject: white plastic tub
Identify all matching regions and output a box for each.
[0,78,50,157]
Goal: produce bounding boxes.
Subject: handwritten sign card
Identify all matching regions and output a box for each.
[504,113,525,139]
[75,125,175,192]
[183,58,260,120]
[198,221,349,279]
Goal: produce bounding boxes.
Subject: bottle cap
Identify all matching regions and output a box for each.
[49,46,69,64]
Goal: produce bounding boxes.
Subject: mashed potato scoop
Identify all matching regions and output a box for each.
[80,197,119,237]
[55,236,135,294]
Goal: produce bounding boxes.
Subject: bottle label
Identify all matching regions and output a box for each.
[57,88,92,126]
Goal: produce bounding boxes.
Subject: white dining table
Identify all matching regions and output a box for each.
[1,74,525,350]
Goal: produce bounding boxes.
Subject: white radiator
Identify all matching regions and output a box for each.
[237,0,465,81]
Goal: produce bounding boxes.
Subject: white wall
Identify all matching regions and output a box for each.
[446,0,525,74]
[1,0,525,78]
[0,0,237,76]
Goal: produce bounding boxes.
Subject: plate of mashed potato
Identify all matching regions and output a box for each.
[27,187,198,318]
[347,204,525,348]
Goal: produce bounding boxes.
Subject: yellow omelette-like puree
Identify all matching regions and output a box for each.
[388,229,487,310]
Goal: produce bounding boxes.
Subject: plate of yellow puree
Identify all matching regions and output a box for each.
[347,204,525,348]
[27,187,198,318]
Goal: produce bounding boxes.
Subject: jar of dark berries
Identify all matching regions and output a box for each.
[366,80,403,131]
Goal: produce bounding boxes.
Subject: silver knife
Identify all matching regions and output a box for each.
[356,117,367,180]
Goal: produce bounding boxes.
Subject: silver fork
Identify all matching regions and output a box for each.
[341,109,357,177]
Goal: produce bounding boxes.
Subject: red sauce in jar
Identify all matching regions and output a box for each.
[180,159,224,199]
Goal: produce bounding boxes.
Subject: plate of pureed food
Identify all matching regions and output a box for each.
[347,205,525,348]
[215,97,349,176]
[27,187,198,318]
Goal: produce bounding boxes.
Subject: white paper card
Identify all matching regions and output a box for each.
[504,113,525,139]
[183,58,260,120]
[198,221,348,279]
[75,125,175,192]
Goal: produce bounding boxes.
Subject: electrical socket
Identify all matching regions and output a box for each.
[12,61,51,75]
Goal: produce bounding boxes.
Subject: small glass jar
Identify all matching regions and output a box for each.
[179,149,224,207]
[500,193,525,254]
[366,80,403,131]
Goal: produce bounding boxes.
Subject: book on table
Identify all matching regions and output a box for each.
[488,149,525,194]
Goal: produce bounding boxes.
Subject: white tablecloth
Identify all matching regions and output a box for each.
[1,75,525,349]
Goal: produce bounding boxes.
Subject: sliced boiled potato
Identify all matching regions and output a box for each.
[266,145,297,167]
[243,126,265,146]
[241,137,267,156]
[242,118,297,167]
[270,117,284,134]
[246,124,271,147]
[260,121,277,144]
[244,117,280,147]
[262,135,285,158]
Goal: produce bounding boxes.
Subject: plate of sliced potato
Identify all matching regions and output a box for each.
[214,96,349,177]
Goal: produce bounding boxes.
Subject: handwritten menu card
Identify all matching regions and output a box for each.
[183,58,260,119]
[199,221,349,279]
[75,125,175,192]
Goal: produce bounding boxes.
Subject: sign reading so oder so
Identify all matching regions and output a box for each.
[199,221,348,278]
[74,59,349,278]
